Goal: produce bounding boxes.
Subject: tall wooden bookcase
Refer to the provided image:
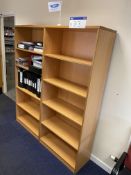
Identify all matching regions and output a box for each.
[15,25,116,173]
[15,25,44,138]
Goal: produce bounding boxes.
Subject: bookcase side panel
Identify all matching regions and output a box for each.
[75,29,116,172]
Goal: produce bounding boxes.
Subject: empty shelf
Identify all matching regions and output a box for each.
[42,98,83,126]
[42,116,80,150]
[16,86,40,101]
[44,53,92,66]
[17,114,39,136]
[17,101,40,120]
[44,78,87,98]
[40,133,76,169]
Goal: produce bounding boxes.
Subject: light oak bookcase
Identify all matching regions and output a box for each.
[15,25,116,173]
[15,25,44,139]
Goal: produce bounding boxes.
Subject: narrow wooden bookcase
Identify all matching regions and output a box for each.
[15,25,116,173]
[15,25,44,139]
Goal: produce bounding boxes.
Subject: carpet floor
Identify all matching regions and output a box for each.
[0,94,109,175]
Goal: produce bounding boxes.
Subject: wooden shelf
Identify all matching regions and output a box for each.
[16,86,40,101]
[44,54,92,66]
[40,133,76,169]
[44,78,87,98]
[17,101,40,121]
[17,114,39,137]
[16,63,29,70]
[42,98,83,126]
[42,116,80,150]
[16,48,43,55]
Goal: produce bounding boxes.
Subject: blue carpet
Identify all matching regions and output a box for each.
[0,94,109,175]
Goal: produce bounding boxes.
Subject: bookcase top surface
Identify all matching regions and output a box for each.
[15,25,116,33]
[15,25,45,28]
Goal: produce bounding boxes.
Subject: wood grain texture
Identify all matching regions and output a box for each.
[15,25,116,173]
[44,28,62,54]
[61,30,97,60]
[17,114,39,137]
[17,101,40,121]
[58,89,86,111]
[60,61,91,87]
[43,78,88,98]
[42,57,60,79]
[16,48,43,55]
[44,53,92,66]
[40,133,76,170]
[16,86,40,101]
[42,116,80,150]
[42,98,84,126]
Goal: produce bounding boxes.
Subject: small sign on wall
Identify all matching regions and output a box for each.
[69,16,87,28]
[48,1,62,12]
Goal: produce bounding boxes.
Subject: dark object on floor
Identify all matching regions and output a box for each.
[111,144,131,175]
[0,88,2,94]
[0,94,109,175]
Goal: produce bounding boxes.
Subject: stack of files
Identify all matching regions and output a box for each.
[33,42,43,53]
[17,41,43,52]
[17,41,34,50]
[31,55,42,69]
[16,57,30,66]
[18,68,41,97]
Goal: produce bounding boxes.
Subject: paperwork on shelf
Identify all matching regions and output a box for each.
[17,41,43,52]
[31,55,42,69]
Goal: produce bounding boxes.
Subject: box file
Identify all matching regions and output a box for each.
[18,68,41,98]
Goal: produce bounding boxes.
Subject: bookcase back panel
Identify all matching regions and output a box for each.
[44,29,62,54]
[16,89,40,114]
[43,57,91,87]
[59,61,91,87]
[40,124,52,137]
[15,28,32,45]
[17,108,39,126]
[32,29,44,42]
[17,107,39,135]
[55,114,81,131]
[58,89,86,111]
[44,28,97,61]
[42,82,85,111]
[16,106,25,116]
[43,57,60,78]
[40,130,77,170]
[41,105,56,121]
[15,28,44,44]
[16,88,30,103]
[61,30,97,60]
[42,83,59,101]
[15,50,31,59]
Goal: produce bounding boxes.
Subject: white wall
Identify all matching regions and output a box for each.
[1,0,131,172]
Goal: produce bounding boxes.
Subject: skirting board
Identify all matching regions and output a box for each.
[90,154,112,174]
